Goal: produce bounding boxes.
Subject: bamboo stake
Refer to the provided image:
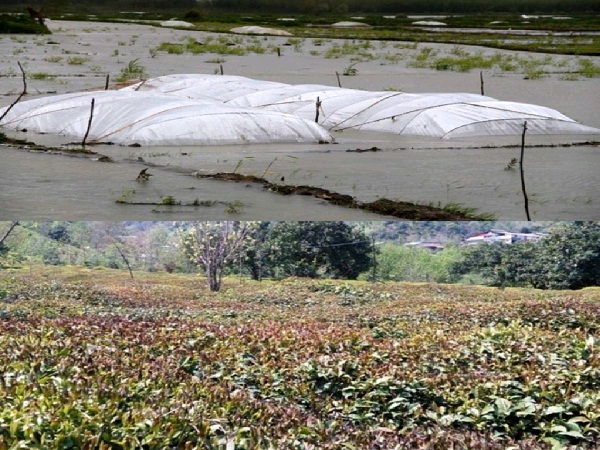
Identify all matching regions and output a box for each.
[18,61,27,94]
[315,97,322,123]
[82,98,95,147]
[520,121,531,220]
[480,71,484,96]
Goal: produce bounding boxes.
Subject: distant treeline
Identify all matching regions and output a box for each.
[1,0,197,13]
[211,0,600,14]
[2,0,599,14]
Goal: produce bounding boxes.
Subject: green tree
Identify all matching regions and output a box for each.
[450,222,600,290]
[255,222,372,279]
[531,222,600,290]
[242,221,272,281]
[450,243,504,286]
[450,242,540,287]
[377,243,462,283]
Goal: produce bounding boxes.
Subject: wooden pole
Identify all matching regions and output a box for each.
[520,121,531,220]
[315,97,322,123]
[82,98,95,147]
[18,61,27,94]
[114,243,134,280]
[370,235,377,282]
[480,71,484,96]
[105,74,110,90]
[220,64,224,75]
[335,71,341,88]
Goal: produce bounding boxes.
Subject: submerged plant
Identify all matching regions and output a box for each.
[577,58,600,78]
[343,62,359,76]
[116,58,146,82]
[504,157,518,170]
[225,200,244,214]
[66,56,89,65]
[29,72,57,80]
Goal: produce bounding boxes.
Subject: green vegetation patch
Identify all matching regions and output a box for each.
[0,14,51,35]
[66,56,90,65]
[155,37,253,57]
[0,266,598,449]
[115,59,146,82]
[29,72,58,80]
[578,58,600,77]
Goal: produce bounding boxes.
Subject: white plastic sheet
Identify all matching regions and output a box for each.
[128,74,600,139]
[0,90,333,146]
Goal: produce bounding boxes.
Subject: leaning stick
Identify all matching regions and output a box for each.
[0,62,28,123]
[82,98,95,147]
[520,121,531,220]
[18,61,27,94]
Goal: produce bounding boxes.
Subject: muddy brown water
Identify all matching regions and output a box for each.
[1,20,599,220]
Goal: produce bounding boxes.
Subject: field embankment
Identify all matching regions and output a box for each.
[0,266,598,448]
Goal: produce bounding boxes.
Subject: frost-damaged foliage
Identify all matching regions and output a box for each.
[0,267,599,449]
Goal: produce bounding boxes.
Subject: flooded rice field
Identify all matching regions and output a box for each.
[1,20,599,219]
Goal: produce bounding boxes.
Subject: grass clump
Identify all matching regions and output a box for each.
[577,58,600,77]
[408,46,440,68]
[29,72,57,80]
[157,42,185,54]
[285,37,303,51]
[156,39,250,56]
[342,62,359,76]
[43,56,63,63]
[434,54,495,72]
[66,56,90,65]
[325,41,375,60]
[159,195,179,206]
[519,59,547,79]
[115,58,146,82]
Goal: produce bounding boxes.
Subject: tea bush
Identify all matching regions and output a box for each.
[0,267,598,449]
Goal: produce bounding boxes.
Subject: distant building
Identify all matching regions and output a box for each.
[404,241,445,251]
[464,229,545,245]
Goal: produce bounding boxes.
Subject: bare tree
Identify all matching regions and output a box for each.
[180,222,249,292]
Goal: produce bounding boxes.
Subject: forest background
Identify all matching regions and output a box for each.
[1,221,598,292]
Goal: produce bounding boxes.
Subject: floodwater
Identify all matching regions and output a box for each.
[1,20,599,220]
[0,143,391,220]
[2,130,598,220]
